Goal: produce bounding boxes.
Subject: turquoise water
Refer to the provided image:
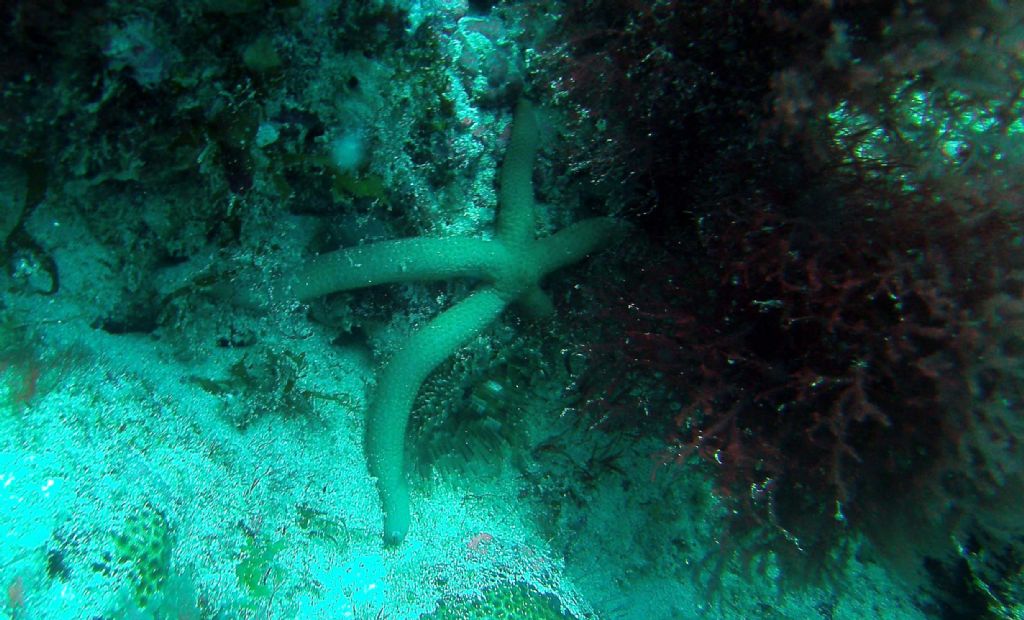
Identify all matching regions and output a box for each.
[1,1,1021,618]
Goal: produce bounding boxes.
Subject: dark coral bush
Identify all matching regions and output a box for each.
[556,0,1024,605]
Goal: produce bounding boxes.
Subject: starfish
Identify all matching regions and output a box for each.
[286,100,624,545]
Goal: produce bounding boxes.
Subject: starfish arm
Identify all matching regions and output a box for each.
[531,217,628,275]
[516,285,557,318]
[289,237,511,301]
[496,99,539,250]
[365,286,508,545]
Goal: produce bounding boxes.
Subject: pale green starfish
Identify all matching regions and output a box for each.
[287,100,624,545]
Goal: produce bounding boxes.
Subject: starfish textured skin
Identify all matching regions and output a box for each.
[288,100,625,546]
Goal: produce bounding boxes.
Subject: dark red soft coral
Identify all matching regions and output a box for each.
[586,187,1021,593]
